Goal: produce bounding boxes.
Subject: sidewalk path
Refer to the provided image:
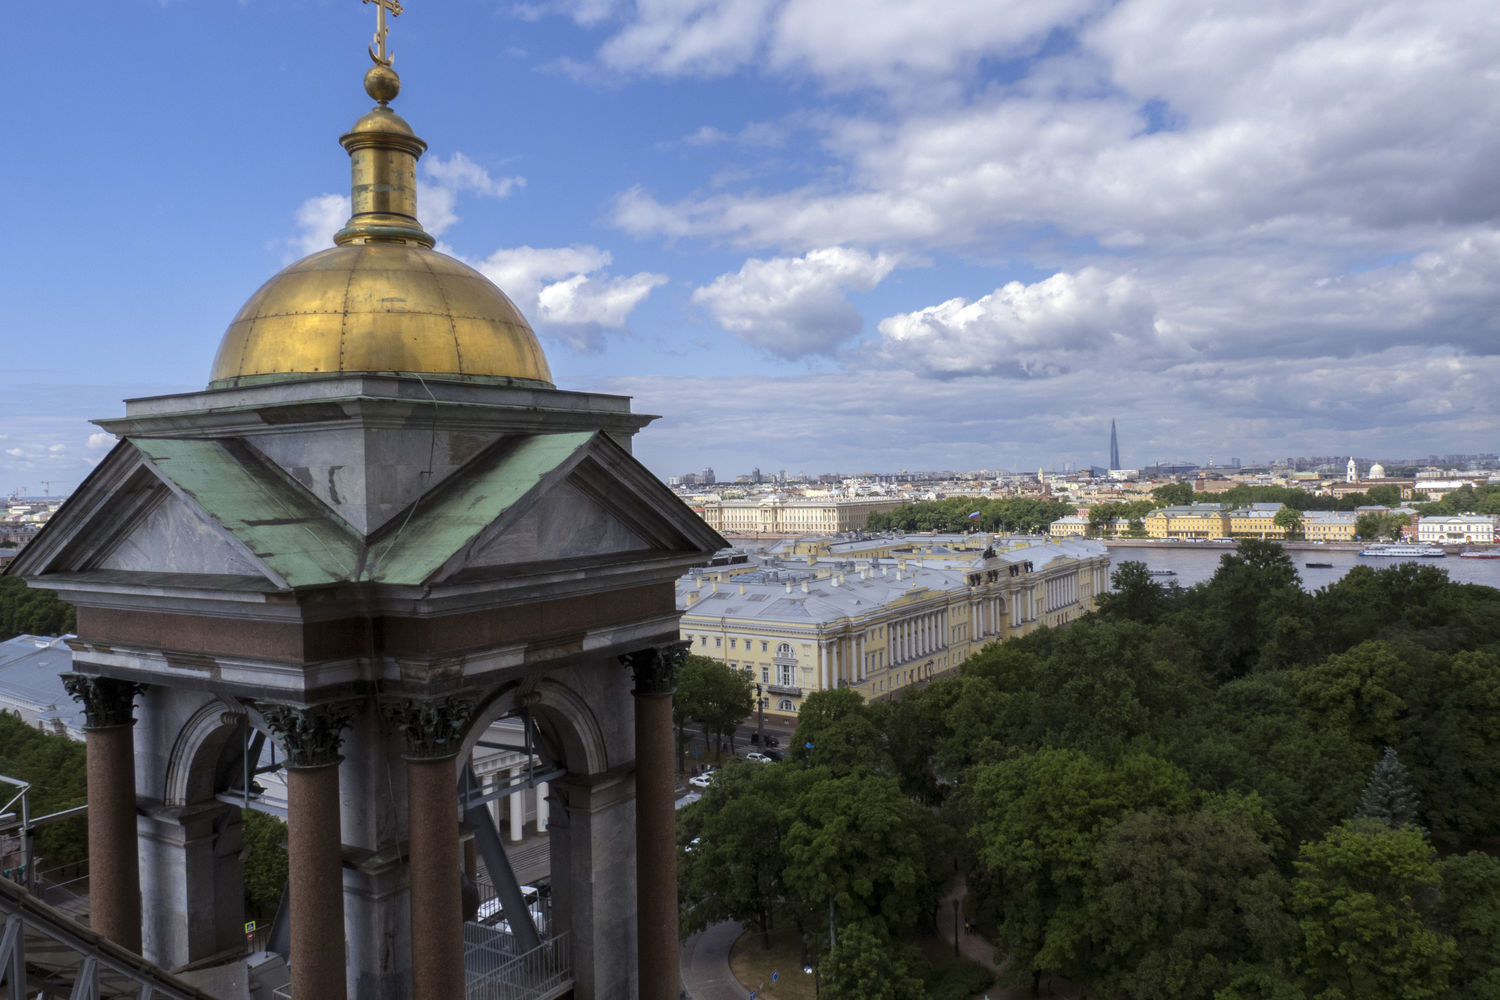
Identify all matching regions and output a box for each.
[940,877,1081,1000]
[680,920,752,1000]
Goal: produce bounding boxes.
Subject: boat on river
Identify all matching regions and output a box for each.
[1460,548,1500,559]
[1358,543,1446,558]
[1305,561,1334,568]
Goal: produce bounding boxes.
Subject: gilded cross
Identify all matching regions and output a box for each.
[364,0,404,66]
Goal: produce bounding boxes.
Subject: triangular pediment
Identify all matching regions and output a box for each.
[367,431,726,586]
[8,442,291,590]
[91,486,268,578]
[465,479,651,567]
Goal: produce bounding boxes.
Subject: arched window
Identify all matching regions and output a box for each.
[777,698,795,712]
[772,643,797,688]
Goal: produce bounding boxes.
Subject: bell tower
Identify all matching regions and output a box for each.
[7,5,721,998]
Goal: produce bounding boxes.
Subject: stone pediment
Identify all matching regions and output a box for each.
[10,431,723,596]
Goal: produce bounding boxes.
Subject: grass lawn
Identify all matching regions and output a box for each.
[728,923,818,1000]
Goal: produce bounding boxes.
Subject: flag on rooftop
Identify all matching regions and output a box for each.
[968,511,982,520]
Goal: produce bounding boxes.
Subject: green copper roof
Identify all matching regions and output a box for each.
[132,437,361,588]
[132,432,595,589]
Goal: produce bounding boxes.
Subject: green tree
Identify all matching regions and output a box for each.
[782,773,932,939]
[1272,507,1303,539]
[242,809,288,919]
[1291,820,1455,1000]
[790,688,887,775]
[1292,641,1412,749]
[1095,561,1172,625]
[1437,852,1500,1000]
[1365,484,1401,507]
[1152,482,1195,507]
[962,749,1193,989]
[0,577,76,641]
[1093,793,1297,1000]
[819,921,925,1000]
[1355,746,1421,831]
[675,654,753,761]
[678,760,803,944]
[0,713,88,868]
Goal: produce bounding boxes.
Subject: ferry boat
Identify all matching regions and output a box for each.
[1459,548,1500,559]
[1305,561,1334,569]
[1358,543,1446,558]
[1146,569,1178,577]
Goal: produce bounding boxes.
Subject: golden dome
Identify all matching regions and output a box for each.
[207,244,553,388]
[207,51,552,390]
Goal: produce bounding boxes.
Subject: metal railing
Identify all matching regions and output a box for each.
[464,922,572,1000]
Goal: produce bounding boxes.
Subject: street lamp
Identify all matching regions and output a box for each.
[755,682,765,747]
[952,898,961,957]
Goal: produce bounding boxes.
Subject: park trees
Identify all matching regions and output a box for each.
[961,749,1192,988]
[1291,821,1455,999]
[0,576,75,641]
[1092,792,1297,1000]
[674,653,753,762]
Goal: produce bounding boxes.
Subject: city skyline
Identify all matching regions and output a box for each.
[5,2,1498,495]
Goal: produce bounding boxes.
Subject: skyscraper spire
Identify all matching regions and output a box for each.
[1109,419,1121,471]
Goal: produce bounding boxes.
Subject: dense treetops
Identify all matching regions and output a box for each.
[678,539,1500,999]
[0,576,75,642]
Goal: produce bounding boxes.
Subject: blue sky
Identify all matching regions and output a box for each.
[4,0,1498,493]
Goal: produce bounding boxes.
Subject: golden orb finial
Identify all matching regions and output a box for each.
[364,63,401,104]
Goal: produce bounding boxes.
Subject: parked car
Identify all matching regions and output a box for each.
[749,733,780,747]
[744,751,773,764]
[763,748,785,761]
[688,770,716,789]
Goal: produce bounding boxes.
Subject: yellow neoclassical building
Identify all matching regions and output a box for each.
[696,496,904,534]
[677,534,1110,718]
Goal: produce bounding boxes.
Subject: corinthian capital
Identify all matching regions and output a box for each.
[62,674,146,729]
[620,640,691,696]
[383,695,475,760]
[258,702,352,769]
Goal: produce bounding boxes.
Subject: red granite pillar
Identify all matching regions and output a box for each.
[64,675,144,953]
[385,695,473,1000]
[260,703,352,1000]
[622,642,689,1000]
[407,756,463,1000]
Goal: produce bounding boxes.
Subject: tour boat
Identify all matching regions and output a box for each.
[1358,543,1446,558]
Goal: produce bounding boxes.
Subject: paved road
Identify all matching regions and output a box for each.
[680,921,751,1000]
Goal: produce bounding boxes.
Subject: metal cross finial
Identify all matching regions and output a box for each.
[364,0,404,66]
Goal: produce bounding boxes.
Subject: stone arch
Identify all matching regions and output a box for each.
[460,677,610,777]
[163,696,249,807]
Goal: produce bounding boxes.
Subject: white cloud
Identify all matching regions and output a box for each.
[87,432,114,450]
[588,0,1102,93]
[4,449,21,458]
[692,248,896,359]
[473,246,667,352]
[290,193,350,257]
[877,268,1160,378]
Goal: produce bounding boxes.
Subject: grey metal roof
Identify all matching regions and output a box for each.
[0,634,83,738]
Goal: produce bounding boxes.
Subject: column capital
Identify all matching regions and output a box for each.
[62,674,145,729]
[620,640,690,696]
[258,702,352,769]
[383,694,475,760]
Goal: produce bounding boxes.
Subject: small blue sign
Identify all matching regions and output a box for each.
[772,969,779,983]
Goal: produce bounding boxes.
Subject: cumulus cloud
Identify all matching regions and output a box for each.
[877,268,1160,378]
[473,246,666,353]
[87,432,114,450]
[589,0,1101,92]
[692,248,896,359]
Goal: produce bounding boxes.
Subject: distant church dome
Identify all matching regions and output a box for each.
[1369,462,1386,479]
[207,72,552,390]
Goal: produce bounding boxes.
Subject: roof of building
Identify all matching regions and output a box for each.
[0,634,83,737]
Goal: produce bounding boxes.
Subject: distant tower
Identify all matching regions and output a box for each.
[1347,457,1358,483]
[1037,465,1044,484]
[1109,420,1121,471]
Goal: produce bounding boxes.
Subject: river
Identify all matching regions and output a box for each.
[1104,542,1500,592]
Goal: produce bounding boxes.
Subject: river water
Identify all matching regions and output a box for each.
[1104,543,1500,592]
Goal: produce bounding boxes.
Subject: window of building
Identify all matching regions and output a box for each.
[778,698,795,712]
[761,666,770,683]
[761,641,769,652]
[715,637,722,647]
[729,638,737,649]
[778,663,795,687]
